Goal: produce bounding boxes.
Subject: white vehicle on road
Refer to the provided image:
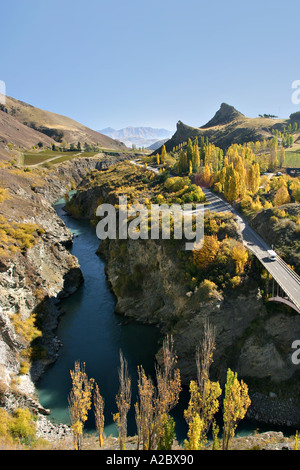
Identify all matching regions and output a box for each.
[268,250,277,261]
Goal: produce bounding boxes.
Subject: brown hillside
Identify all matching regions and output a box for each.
[0,109,55,161]
[3,96,126,151]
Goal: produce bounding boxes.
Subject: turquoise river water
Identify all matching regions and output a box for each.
[36,195,295,443]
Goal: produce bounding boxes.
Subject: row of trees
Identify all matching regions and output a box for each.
[170,136,288,179]
[68,330,251,451]
[173,138,224,175]
[50,141,100,152]
[166,136,299,208]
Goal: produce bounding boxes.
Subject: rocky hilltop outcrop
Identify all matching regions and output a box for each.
[154,103,288,154]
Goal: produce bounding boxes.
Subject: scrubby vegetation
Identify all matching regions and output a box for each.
[0,215,45,258]
[0,407,48,449]
[65,162,207,223]
[10,312,43,375]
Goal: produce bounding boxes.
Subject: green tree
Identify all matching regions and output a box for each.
[178,149,188,174]
[157,415,176,450]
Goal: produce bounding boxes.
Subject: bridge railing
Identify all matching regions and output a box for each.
[259,257,300,312]
[276,255,300,284]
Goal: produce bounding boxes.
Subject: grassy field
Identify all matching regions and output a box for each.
[23,150,98,166]
[283,149,300,168]
[23,147,145,167]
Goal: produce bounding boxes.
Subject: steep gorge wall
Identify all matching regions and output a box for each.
[0,153,130,423]
[98,236,300,428]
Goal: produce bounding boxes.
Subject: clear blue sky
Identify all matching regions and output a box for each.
[1,0,299,132]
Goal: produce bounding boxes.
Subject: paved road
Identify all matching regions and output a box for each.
[130,160,300,312]
[199,188,300,312]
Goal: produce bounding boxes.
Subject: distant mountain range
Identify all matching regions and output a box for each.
[98,126,172,149]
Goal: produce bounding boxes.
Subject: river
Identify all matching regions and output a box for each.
[36,195,295,444]
[36,196,189,439]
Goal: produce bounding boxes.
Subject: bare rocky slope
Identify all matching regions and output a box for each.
[0,152,131,440]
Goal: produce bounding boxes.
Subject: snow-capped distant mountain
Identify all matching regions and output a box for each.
[98,126,172,148]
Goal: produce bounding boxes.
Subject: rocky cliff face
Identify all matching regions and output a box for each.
[0,153,131,434]
[99,236,300,428]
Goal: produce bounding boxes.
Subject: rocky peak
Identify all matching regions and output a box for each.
[201,103,245,129]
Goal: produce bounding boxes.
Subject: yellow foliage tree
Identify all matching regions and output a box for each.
[192,235,220,269]
[161,145,167,164]
[274,186,291,206]
[68,361,94,450]
[184,322,221,450]
[135,335,181,450]
[113,351,131,450]
[94,382,105,448]
[231,242,249,273]
[222,369,251,450]
[135,365,156,450]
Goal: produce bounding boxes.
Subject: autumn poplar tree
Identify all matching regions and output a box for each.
[155,335,181,449]
[274,186,291,206]
[279,146,285,168]
[161,144,167,164]
[227,170,240,202]
[68,361,94,450]
[222,368,251,450]
[135,365,156,450]
[113,350,131,450]
[184,321,221,450]
[94,382,105,448]
[135,335,181,450]
[192,137,200,172]
[231,242,248,274]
